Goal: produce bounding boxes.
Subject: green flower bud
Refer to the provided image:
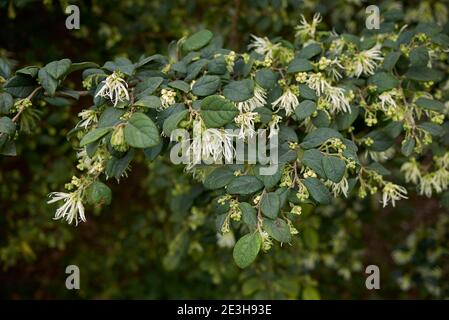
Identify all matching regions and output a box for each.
[110,126,128,152]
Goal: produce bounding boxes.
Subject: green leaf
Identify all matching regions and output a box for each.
[254,164,283,189]
[0,58,11,78]
[287,58,313,73]
[366,162,391,176]
[239,202,257,230]
[143,141,163,161]
[401,138,415,156]
[300,128,343,149]
[263,218,291,243]
[382,51,401,71]
[182,29,213,52]
[233,233,261,268]
[303,177,332,204]
[134,95,161,109]
[260,192,281,219]
[415,98,444,112]
[295,100,316,120]
[38,68,58,96]
[163,109,188,136]
[98,108,125,128]
[105,150,134,179]
[204,167,235,190]
[80,127,112,147]
[322,156,346,183]
[67,62,99,74]
[255,107,272,124]
[3,75,37,98]
[223,79,255,102]
[226,176,264,195]
[124,112,160,148]
[168,80,190,93]
[334,105,359,130]
[200,95,238,128]
[383,121,403,138]
[302,149,326,178]
[410,47,429,66]
[255,69,278,90]
[298,43,322,59]
[0,140,16,156]
[104,57,135,76]
[44,59,71,79]
[365,130,394,151]
[0,92,13,114]
[405,66,443,82]
[85,181,112,206]
[299,84,317,101]
[368,72,399,93]
[185,59,208,81]
[0,117,16,136]
[418,122,444,136]
[16,66,39,78]
[311,110,330,128]
[208,57,227,75]
[191,75,220,96]
[135,77,164,99]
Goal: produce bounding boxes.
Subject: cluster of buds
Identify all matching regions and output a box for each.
[160,88,177,109]
[12,98,32,114]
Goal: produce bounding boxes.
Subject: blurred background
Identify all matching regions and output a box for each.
[0,0,448,299]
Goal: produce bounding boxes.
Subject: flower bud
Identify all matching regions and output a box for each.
[110,126,128,152]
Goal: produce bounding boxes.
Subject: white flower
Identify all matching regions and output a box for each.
[48,191,86,226]
[432,168,449,194]
[272,88,299,116]
[76,148,106,175]
[187,118,236,167]
[400,159,421,184]
[378,89,400,112]
[306,72,331,96]
[416,168,449,198]
[248,35,280,59]
[418,174,434,197]
[369,147,395,163]
[381,182,408,207]
[224,51,237,72]
[324,86,351,113]
[268,115,282,138]
[234,112,259,139]
[330,34,346,55]
[295,13,322,40]
[326,177,349,197]
[325,59,344,81]
[95,72,130,106]
[160,88,177,109]
[435,152,449,168]
[217,232,235,248]
[237,85,267,112]
[203,129,235,163]
[348,44,383,78]
[77,109,98,129]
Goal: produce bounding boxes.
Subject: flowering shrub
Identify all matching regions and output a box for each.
[1,15,449,269]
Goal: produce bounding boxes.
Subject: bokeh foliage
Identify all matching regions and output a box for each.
[0,0,448,299]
